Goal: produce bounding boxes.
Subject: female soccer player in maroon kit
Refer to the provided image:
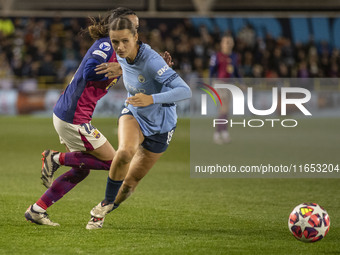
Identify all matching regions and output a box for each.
[209,34,240,144]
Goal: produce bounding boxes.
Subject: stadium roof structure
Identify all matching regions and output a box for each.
[1,0,340,17]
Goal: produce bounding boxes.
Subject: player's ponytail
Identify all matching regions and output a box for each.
[87,14,110,40]
[82,8,137,40]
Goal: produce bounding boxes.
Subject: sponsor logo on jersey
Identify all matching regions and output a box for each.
[157,65,169,76]
[93,50,107,59]
[99,42,111,51]
[127,83,146,94]
[138,74,146,83]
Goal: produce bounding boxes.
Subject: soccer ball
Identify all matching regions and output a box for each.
[288,203,330,242]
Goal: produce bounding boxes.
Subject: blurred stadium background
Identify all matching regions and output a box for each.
[1,0,340,116]
[1,1,340,254]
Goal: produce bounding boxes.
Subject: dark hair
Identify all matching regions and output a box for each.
[87,7,136,40]
[109,17,136,36]
[108,7,136,25]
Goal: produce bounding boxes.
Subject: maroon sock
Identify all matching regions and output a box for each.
[216,113,228,132]
[36,168,90,209]
[59,152,112,170]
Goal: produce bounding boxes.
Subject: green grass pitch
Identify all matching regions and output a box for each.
[0,116,339,254]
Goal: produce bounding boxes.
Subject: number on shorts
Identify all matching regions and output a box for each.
[80,123,95,134]
[167,130,174,145]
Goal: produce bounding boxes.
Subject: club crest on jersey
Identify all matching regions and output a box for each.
[138,74,146,83]
[121,108,130,114]
[99,42,111,51]
[92,130,101,139]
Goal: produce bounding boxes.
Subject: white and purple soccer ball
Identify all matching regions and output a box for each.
[288,203,330,242]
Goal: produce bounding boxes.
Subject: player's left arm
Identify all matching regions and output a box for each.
[94,51,172,80]
[127,56,191,107]
[127,76,191,107]
[151,75,192,104]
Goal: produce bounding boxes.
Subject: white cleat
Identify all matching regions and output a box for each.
[86,201,117,230]
[213,132,223,145]
[25,205,60,226]
[86,216,105,230]
[221,131,231,144]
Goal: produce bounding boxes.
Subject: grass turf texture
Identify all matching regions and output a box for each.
[0,116,339,255]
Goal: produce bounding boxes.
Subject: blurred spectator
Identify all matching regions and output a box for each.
[237,24,256,49]
[50,16,65,38]
[240,50,253,77]
[38,53,57,78]
[0,18,15,36]
[252,64,264,78]
[297,61,309,78]
[209,34,240,144]
[0,52,13,78]
[21,54,35,77]
[1,15,340,91]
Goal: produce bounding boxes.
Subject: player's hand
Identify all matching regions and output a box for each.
[95,62,122,79]
[126,93,154,107]
[160,51,174,67]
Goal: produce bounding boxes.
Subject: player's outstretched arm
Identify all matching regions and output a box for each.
[152,76,192,105]
[95,62,122,79]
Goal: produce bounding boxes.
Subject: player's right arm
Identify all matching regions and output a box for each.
[83,40,115,81]
[95,62,122,79]
[94,51,172,79]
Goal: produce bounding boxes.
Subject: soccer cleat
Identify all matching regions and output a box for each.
[86,216,105,230]
[213,132,223,145]
[25,205,60,226]
[41,150,60,188]
[221,131,231,144]
[86,201,117,229]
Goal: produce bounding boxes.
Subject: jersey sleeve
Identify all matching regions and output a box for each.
[90,40,112,63]
[152,76,192,104]
[83,40,113,81]
[146,53,191,104]
[147,54,179,86]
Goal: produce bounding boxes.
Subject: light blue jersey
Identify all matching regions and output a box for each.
[118,42,191,136]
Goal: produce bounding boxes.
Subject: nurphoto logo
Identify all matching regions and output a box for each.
[200,83,312,128]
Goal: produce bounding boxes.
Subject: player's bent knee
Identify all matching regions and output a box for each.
[116,148,136,164]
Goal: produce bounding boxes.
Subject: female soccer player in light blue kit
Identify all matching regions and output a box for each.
[86,17,192,229]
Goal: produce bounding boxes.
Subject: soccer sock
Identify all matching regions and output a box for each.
[217,113,228,132]
[104,177,123,203]
[58,152,112,170]
[36,168,90,209]
[32,203,46,213]
[53,153,61,165]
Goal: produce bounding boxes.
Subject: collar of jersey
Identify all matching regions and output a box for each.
[126,41,144,65]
